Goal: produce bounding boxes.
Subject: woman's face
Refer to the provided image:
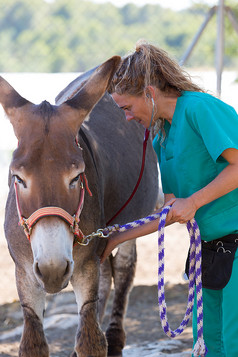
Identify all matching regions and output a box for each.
[112,92,153,129]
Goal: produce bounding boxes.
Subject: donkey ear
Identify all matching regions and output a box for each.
[58,56,121,132]
[55,64,100,106]
[0,76,30,113]
[0,76,32,139]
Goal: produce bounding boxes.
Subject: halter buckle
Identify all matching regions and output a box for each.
[20,218,32,237]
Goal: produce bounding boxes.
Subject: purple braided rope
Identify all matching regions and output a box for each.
[103,206,207,356]
[158,206,194,337]
[104,212,161,234]
[186,219,208,356]
[158,207,207,356]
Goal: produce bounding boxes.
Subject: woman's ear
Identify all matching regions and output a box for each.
[145,85,156,100]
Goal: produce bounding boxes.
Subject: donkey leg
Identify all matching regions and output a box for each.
[106,240,137,357]
[16,265,48,357]
[71,254,107,357]
[98,257,113,323]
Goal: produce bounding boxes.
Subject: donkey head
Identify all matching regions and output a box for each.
[0,56,121,293]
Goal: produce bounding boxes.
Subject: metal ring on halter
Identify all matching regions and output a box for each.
[75,237,90,246]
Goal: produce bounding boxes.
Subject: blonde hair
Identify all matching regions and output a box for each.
[109,40,204,96]
[109,40,205,136]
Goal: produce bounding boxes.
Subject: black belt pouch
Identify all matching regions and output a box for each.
[185,234,238,290]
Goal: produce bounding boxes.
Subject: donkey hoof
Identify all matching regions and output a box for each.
[106,326,125,357]
[107,338,124,357]
[108,345,123,357]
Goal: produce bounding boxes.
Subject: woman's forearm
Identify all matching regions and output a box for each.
[117,196,177,244]
[114,215,161,244]
[100,215,160,263]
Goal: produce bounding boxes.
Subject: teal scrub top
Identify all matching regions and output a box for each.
[153,91,238,241]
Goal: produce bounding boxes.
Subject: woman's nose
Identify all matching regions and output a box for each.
[125,111,134,121]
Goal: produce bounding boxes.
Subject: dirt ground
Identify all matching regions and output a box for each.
[0,222,193,356]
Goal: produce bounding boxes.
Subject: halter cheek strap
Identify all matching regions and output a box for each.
[14,173,92,243]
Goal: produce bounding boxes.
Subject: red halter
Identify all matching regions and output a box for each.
[14,173,92,243]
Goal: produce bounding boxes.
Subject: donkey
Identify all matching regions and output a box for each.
[0,56,158,357]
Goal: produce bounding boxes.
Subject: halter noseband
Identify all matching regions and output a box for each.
[14,172,92,244]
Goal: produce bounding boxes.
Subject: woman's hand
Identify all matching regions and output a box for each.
[169,196,198,224]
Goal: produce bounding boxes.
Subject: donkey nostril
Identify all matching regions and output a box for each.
[33,259,73,285]
[35,262,43,278]
[63,260,71,277]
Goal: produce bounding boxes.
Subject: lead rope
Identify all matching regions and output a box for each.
[158,206,207,357]
[102,206,208,356]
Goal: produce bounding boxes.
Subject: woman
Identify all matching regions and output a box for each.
[101,41,238,357]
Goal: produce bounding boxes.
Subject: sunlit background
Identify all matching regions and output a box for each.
[0,0,238,217]
[0,1,238,301]
[1,0,237,72]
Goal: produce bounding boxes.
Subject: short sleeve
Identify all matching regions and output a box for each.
[188,97,238,162]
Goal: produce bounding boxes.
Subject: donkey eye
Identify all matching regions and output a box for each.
[14,175,27,188]
[70,174,81,188]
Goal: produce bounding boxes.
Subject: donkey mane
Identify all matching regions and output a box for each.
[37,100,57,134]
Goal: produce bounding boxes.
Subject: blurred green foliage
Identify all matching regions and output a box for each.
[0,0,237,72]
